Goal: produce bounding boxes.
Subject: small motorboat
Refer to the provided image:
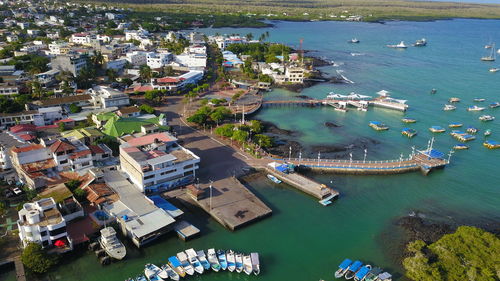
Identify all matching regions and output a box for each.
[401,117,417,123]
[489,68,499,72]
[251,252,260,275]
[467,105,485,111]
[473,98,486,102]
[144,264,164,281]
[168,256,186,278]
[354,265,372,281]
[413,38,427,47]
[484,129,492,136]
[453,144,469,150]
[335,258,353,278]
[345,260,363,280]
[161,264,179,281]
[387,41,407,48]
[176,252,194,276]
[443,104,456,111]
[485,44,493,49]
[449,123,463,128]
[235,252,244,273]
[378,272,393,281]
[430,88,437,94]
[467,126,479,134]
[135,276,147,281]
[479,115,495,121]
[207,249,221,272]
[197,250,211,271]
[364,267,383,281]
[226,250,236,272]
[185,248,204,274]
[267,174,282,184]
[348,38,360,43]
[490,102,500,108]
[484,140,500,149]
[243,254,253,275]
[449,97,461,103]
[429,126,446,133]
[217,250,228,270]
[369,121,389,131]
[402,128,417,138]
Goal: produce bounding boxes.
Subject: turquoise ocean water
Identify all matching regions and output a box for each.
[5,19,500,281]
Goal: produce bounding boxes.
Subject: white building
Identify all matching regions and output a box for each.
[48,138,94,172]
[125,51,148,66]
[48,41,70,55]
[119,132,200,192]
[70,32,91,45]
[152,70,204,92]
[175,53,207,70]
[88,86,130,109]
[0,83,19,96]
[146,52,172,69]
[0,106,64,127]
[106,59,127,72]
[125,29,149,41]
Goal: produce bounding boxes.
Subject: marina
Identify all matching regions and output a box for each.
[334,259,391,281]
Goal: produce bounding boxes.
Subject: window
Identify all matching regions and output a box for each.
[144,174,154,180]
[60,159,68,164]
[40,231,47,237]
[49,227,66,237]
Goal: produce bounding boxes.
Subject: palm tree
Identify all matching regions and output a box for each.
[139,65,152,82]
[106,69,118,82]
[28,80,45,99]
[90,51,105,69]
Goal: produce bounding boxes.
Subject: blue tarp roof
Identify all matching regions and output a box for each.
[168,256,181,267]
[423,149,445,159]
[149,195,183,218]
[349,261,362,272]
[369,121,381,125]
[275,164,288,173]
[355,266,371,279]
[485,140,500,145]
[339,259,352,269]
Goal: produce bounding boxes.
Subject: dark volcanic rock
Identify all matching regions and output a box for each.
[258,120,297,136]
[397,214,454,244]
[296,95,313,100]
[267,140,303,158]
[324,121,341,128]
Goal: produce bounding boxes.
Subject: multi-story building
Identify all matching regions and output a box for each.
[88,86,130,109]
[285,66,305,83]
[175,53,207,70]
[51,54,88,76]
[0,83,19,96]
[119,132,200,192]
[151,70,204,92]
[35,69,60,87]
[125,51,147,66]
[48,41,70,55]
[146,52,172,69]
[70,32,92,45]
[0,107,64,128]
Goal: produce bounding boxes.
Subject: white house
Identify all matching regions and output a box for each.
[48,41,70,55]
[88,86,130,109]
[70,32,92,45]
[146,52,172,69]
[125,51,148,66]
[175,53,207,70]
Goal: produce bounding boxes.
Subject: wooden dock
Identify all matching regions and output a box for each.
[14,256,26,281]
[174,221,200,241]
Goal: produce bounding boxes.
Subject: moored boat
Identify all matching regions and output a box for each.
[443,104,456,111]
[413,38,427,46]
[345,260,363,280]
[467,105,485,111]
[207,248,221,272]
[98,226,126,260]
[161,264,179,281]
[378,272,393,281]
[448,122,463,128]
[489,68,499,72]
[151,264,169,280]
[354,265,372,281]
[176,252,194,275]
[369,121,389,131]
[250,252,260,275]
[364,267,383,281]
[479,115,495,121]
[144,264,164,281]
[135,276,147,281]
[185,248,204,274]
[449,97,461,103]
[484,129,492,136]
[197,250,211,271]
[243,254,253,275]
[335,259,353,278]
[430,88,437,94]
[484,140,500,149]
[473,98,486,102]
[467,126,478,134]
[481,43,496,61]
[168,256,186,277]
[429,126,446,133]
[235,252,243,273]
[226,250,236,272]
[217,250,228,270]
[402,128,417,138]
[348,38,360,43]
[401,117,417,123]
[454,144,469,150]
[267,174,282,184]
[490,102,500,108]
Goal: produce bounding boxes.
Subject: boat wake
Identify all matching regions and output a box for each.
[351,52,365,56]
[336,70,355,84]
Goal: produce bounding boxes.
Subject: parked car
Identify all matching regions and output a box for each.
[12,187,22,195]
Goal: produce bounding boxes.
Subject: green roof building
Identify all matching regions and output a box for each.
[100,113,168,137]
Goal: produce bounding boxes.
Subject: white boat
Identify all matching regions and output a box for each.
[235,252,243,273]
[168,256,186,278]
[207,248,221,272]
[161,264,179,281]
[267,174,281,184]
[479,115,495,121]
[449,97,461,103]
[490,102,500,108]
[387,41,407,48]
[473,98,486,102]
[185,248,204,274]
[413,38,427,47]
[98,227,126,260]
[196,250,211,271]
[489,68,499,72]
[250,253,260,275]
[153,264,169,280]
[335,259,353,278]
[468,105,485,111]
[243,255,253,275]
[176,252,194,275]
[217,250,227,270]
[226,250,236,272]
[443,104,456,111]
[484,129,492,136]
[481,43,496,61]
[144,264,164,281]
[348,38,360,43]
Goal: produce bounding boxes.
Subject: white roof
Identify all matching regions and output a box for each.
[124,208,175,238]
[377,90,391,96]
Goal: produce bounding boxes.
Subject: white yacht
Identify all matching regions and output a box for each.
[243,255,253,275]
[98,227,126,260]
[443,104,456,111]
[467,105,486,111]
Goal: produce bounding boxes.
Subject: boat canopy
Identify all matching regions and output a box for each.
[346,93,372,100]
[378,272,393,280]
[420,149,445,159]
[376,90,391,97]
[355,266,371,279]
[431,126,444,130]
[485,140,500,145]
[369,121,382,125]
[168,256,181,267]
[349,261,363,272]
[339,259,353,269]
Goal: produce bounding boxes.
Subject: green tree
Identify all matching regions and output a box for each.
[90,51,105,70]
[214,124,235,138]
[249,120,263,134]
[28,80,45,99]
[253,134,273,148]
[106,68,118,82]
[21,242,59,274]
[232,129,249,143]
[144,90,161,103]
[139,65,152,81]
[65,179,81,192]
[58,122,66,132]
[139,104,155,114]
[162,65,175,76]
[73,189,86,202]
[69,103,82,113]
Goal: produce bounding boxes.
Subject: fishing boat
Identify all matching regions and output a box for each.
[401,117,417,123]
[135,276,147,281]
[413,38,427,46]
[449,97,461,103]
[467,105,485,111]
[168,256,186,277]
[484,140,500,149]
[449,123,463,128]
[251,252,260,275]
[453,144,469,150]
[481,43,496,61]
[197,250,211,271]
[429,126,445,133]
[335,259,353,278]
[369,121,389,131]
[348,38,360,43]
[235,252,243,273]
[489,68,499,72]
[443,104,456,111]
[453,133,476,142]
[161,264,179,281]
[430,88,437,94]
[243,255,253,275]
[185,248,204,274]
[479,115,495,121]
[473,98,486,102]
[267,174,282,184]
[378,272,393,281]
[387,41,407,48]
[318,193,336,206]
[98,227,126,260]
[354,265,372,281]
[207,249,221,272]
[467,126,478,134]
[364,267,383,281]
[484,129,492,136]
[490,102,500,108]
[345,260,363,280]
[217,250,228,270]
[402,128,417,138]
[150,264,169,280]
[176,252,194,276]
[144,264,164,281]
[226,250,236,272]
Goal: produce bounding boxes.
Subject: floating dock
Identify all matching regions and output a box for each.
[174,220,200,241]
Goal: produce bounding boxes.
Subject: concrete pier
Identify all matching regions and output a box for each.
[174,221,200,241]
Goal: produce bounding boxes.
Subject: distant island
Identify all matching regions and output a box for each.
[77,0,500,28]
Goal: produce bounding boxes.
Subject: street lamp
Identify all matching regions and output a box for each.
[209,180,213,212]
